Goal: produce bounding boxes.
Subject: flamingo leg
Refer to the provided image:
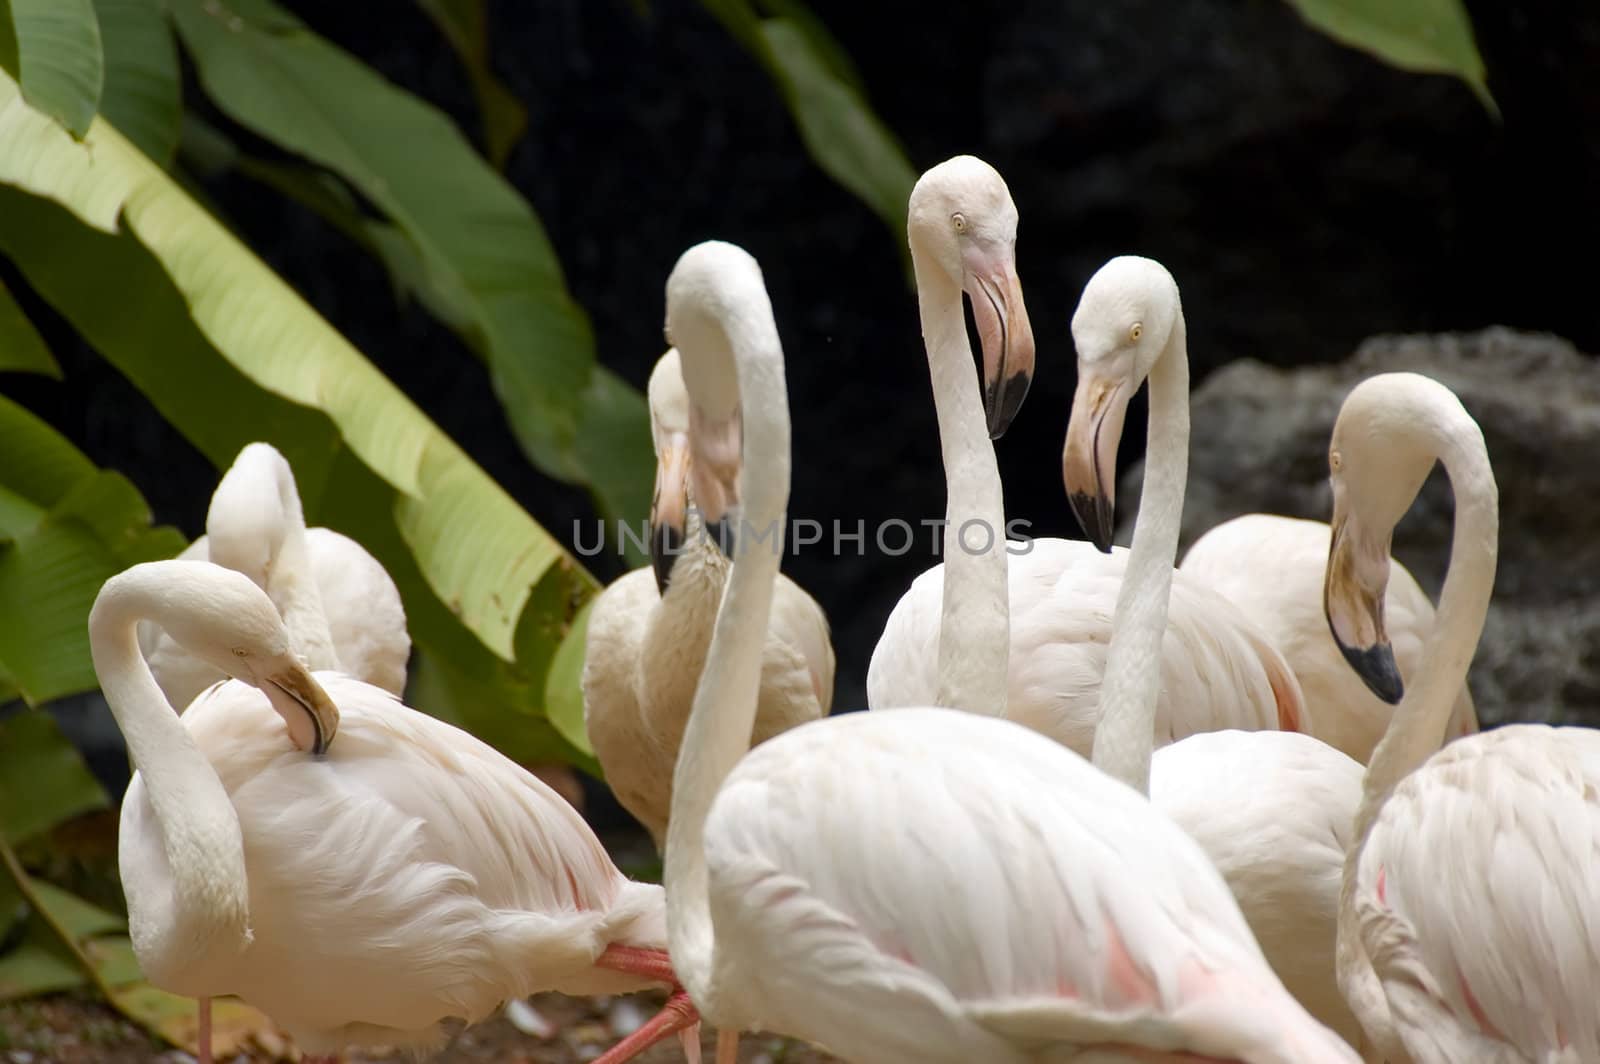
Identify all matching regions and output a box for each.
[716,1026,739,1064]
[591,989,699,1064]
[594,943,678,984]
[678,1022,703,1064]
[196,997,212,1064]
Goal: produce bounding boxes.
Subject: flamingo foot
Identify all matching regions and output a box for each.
[716,1026,739,1064]
[196,997,212,1064]
[594,943,678,985]
[592,989,699,1064]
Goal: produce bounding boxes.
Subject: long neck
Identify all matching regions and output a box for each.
[89,588,250,960]
[267,475,340,672]
[1339,412,1497,1054]
[664,312,790,1018]
[1090,315,1189,794]
[917,265,1009,714]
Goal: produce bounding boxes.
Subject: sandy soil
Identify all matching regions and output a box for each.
[0,991,840,1063]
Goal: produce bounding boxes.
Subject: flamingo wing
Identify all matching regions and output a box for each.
[305,527,410,696]
[702,708,1357,1063]
[1355,725,1600,1063]
[582,568,667,839]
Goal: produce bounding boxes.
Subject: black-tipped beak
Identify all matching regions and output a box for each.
[967,255,1035,441]
[1324,504,1403,704]
[1335,637,1405,705]
[648,432,691,596]
[263,662,339,755]
[1068,491,1115,554]
[705,513,738,560]
[1062,371,1129,554]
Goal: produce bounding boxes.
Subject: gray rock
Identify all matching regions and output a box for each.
[1117,327,1600,727]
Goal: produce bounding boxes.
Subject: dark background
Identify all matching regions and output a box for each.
[8,0,1598,743]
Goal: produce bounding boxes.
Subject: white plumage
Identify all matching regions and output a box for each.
[1323,372,1600,1063]
[1181,513,1478,762]
[660,227,1358,1064]
[871,538,1305,753]
[140,442,409,710]
[584,349,833,849]
[100,560,695,1064]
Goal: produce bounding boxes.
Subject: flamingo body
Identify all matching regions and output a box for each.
[1180,514,1476,762]
[1349,724,1600,1063]
[1151,731,1365,1049]
[120,672,667,1055]
[585,541,833,849]
[869,538,1306,753]
[700,708,1357,1063]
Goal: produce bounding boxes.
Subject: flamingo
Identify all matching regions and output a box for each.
[96,559,702,1064]
[1323,371,1600,1062]
[1180,514,1478,762]
[1061,255,1370,1049]
[139,442,410,711]
[660,232,1359,1063]
[584,348,834,850]
[866,169,1303,752]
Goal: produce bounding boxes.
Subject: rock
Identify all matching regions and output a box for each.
[1117,327,1600,727]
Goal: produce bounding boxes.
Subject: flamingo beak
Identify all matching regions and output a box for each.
[262,658,339,754]
[649,431,691,595]
[690,404,742,559]
[1324,504,1404,704]
[1062,369,1130,553]
[963,245,1035,440]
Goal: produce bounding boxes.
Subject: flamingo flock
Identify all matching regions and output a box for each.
[90,154,1596,1064]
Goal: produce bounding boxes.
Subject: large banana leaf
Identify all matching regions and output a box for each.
[92,0,180,165]
[0,276,57,376]
[0,393,185,704]
[414,0,526,168]
[0,0,103,138]
[0,67,597,766]
[1282,0,1495,114]
[166,0,653,533]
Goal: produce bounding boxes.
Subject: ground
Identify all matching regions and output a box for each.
[0,992,840,1063]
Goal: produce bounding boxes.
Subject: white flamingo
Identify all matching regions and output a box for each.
[1059,255,1374,1049]
[866,168,1303,751]
[584,348,833,850]
[1181,513,1478,763]
[139,442,409,709]
[97,559,702,1064]
[1324,371,1600,1063]
[660,232,1358,1063]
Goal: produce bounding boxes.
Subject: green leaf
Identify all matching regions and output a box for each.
[415,0,527,168]
[0,394,184,704]
[0,712,109,845]
[4,0,104,138]
[0,276,58,377]
[92,0,181,164]
[0,69,602,770]
[167,0,653,536]
[700,1,916,249]
[1283,0,1496,114]
[544,598,595,758]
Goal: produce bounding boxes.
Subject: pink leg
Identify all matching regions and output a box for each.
[591,990,699,1064]
[716,1026,739,1064]
[196,997,212,1064]
[594,943,678,985]
[678,1022,703,1064]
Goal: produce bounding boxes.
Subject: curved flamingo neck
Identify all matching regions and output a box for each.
[1338,397,1497,1055]
[915,263,1009,715]
[664,302,790,1022]
[88,577,250,969]
[1090,313,1189,795]
[261,466,339,673]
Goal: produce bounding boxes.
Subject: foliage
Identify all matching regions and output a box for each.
[1282,0,1496,114]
